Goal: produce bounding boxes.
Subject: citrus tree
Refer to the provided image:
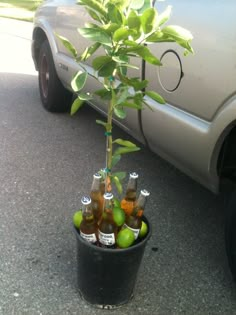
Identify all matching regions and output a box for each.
[59,0,193,194]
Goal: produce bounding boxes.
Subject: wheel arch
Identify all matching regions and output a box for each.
[32,22,58,71]
[217,122,236,192]
[206,95,236,193]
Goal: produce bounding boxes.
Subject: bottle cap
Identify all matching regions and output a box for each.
[141,189,150,197]
[81,196,91,205]
[94,173,102,179]
[130,172,139,179]
[104,192,113,200]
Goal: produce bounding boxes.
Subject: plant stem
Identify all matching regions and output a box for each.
[105,80,114,192]
[106,98,113,173]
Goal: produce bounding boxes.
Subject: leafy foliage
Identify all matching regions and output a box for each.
[59,0,193,193]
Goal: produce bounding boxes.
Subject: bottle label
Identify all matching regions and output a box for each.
[98,230,115,246]
[80,231,97,243]
[123,224,140,240]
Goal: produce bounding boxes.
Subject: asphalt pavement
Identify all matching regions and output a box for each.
[0,18,236,315]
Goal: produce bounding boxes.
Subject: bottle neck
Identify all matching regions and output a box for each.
[127,177,137,191]
[91,177,101,193]
[132,194,147,216]
[82,203,94,220]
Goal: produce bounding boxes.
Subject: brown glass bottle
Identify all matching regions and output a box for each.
[79,196,98,245]
[120,172,139,216]
[90,173,104,223]
[124,189,150,240]
[98,192,117,248]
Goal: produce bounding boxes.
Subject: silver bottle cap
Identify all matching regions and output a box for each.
[130,172,139,179]
[94,173,102,179]
[81,196,91,205]
[104,192,113,200]
[141,189,150,197]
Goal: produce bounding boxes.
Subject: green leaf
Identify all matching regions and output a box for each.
[98,60,117,77]
[113,28,129,42]
[119,101,143,110]
[113,138,137,148]
[111,154,121,168]
[87,8,102,22]
[107,3,124,24]
[71,71,88,92]
[102,23,120,35]
[113,146,140,155]
[133,91,144,102]
[111,176,123,194]
[132,78,148,91]
[123,40,140,48]
[112,171,126,180]
[112,55,129,64]
[115,87,129,105]
[162,25,194,53]
[79,0,107,18]
[145,91,165,104]
[70,97,84,115]
[96,120,111,130]
[141,8,158,34]
[162,25,193,41]
[95,88,112,100]
[138,0,152,13]
[92,56,112,70]
[78,93,93,101]
[146,31,174,43]
[56,34,77,58]
[127,10,141,39]
[135,46,162,66]
[78,27,112,45]
[114,107,127,119]
[156,5,172,27]
[119,76,148,91]
[119,66,127,76]
[130,0,145,10]
[112,0,131,11]
[79,42,101,61]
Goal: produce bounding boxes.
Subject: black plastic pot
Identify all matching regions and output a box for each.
[74,216,151,309]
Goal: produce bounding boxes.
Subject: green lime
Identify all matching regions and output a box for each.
[116,228,135,249]
[139,221,148,238]
[73,210,83,229]
[113,207,125,227]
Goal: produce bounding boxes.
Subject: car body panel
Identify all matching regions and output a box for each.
[32,0,236,194]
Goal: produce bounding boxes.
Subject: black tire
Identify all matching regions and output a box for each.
[38,40,72,112]
[225,190,236,280]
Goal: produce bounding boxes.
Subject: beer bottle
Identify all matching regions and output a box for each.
[120,172,139,216]
[79,196,98,245]
[98,192,117,248]
[90,173,104,223]
[124,189,150,240]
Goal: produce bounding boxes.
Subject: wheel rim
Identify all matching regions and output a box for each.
[40,54,50,99]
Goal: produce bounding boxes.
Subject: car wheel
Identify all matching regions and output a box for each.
[225,189,236,280]
[38,40,72,112]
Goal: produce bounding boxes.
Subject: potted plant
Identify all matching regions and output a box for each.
[59,0,193,308]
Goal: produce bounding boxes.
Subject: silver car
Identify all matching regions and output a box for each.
[32,0,236,279]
